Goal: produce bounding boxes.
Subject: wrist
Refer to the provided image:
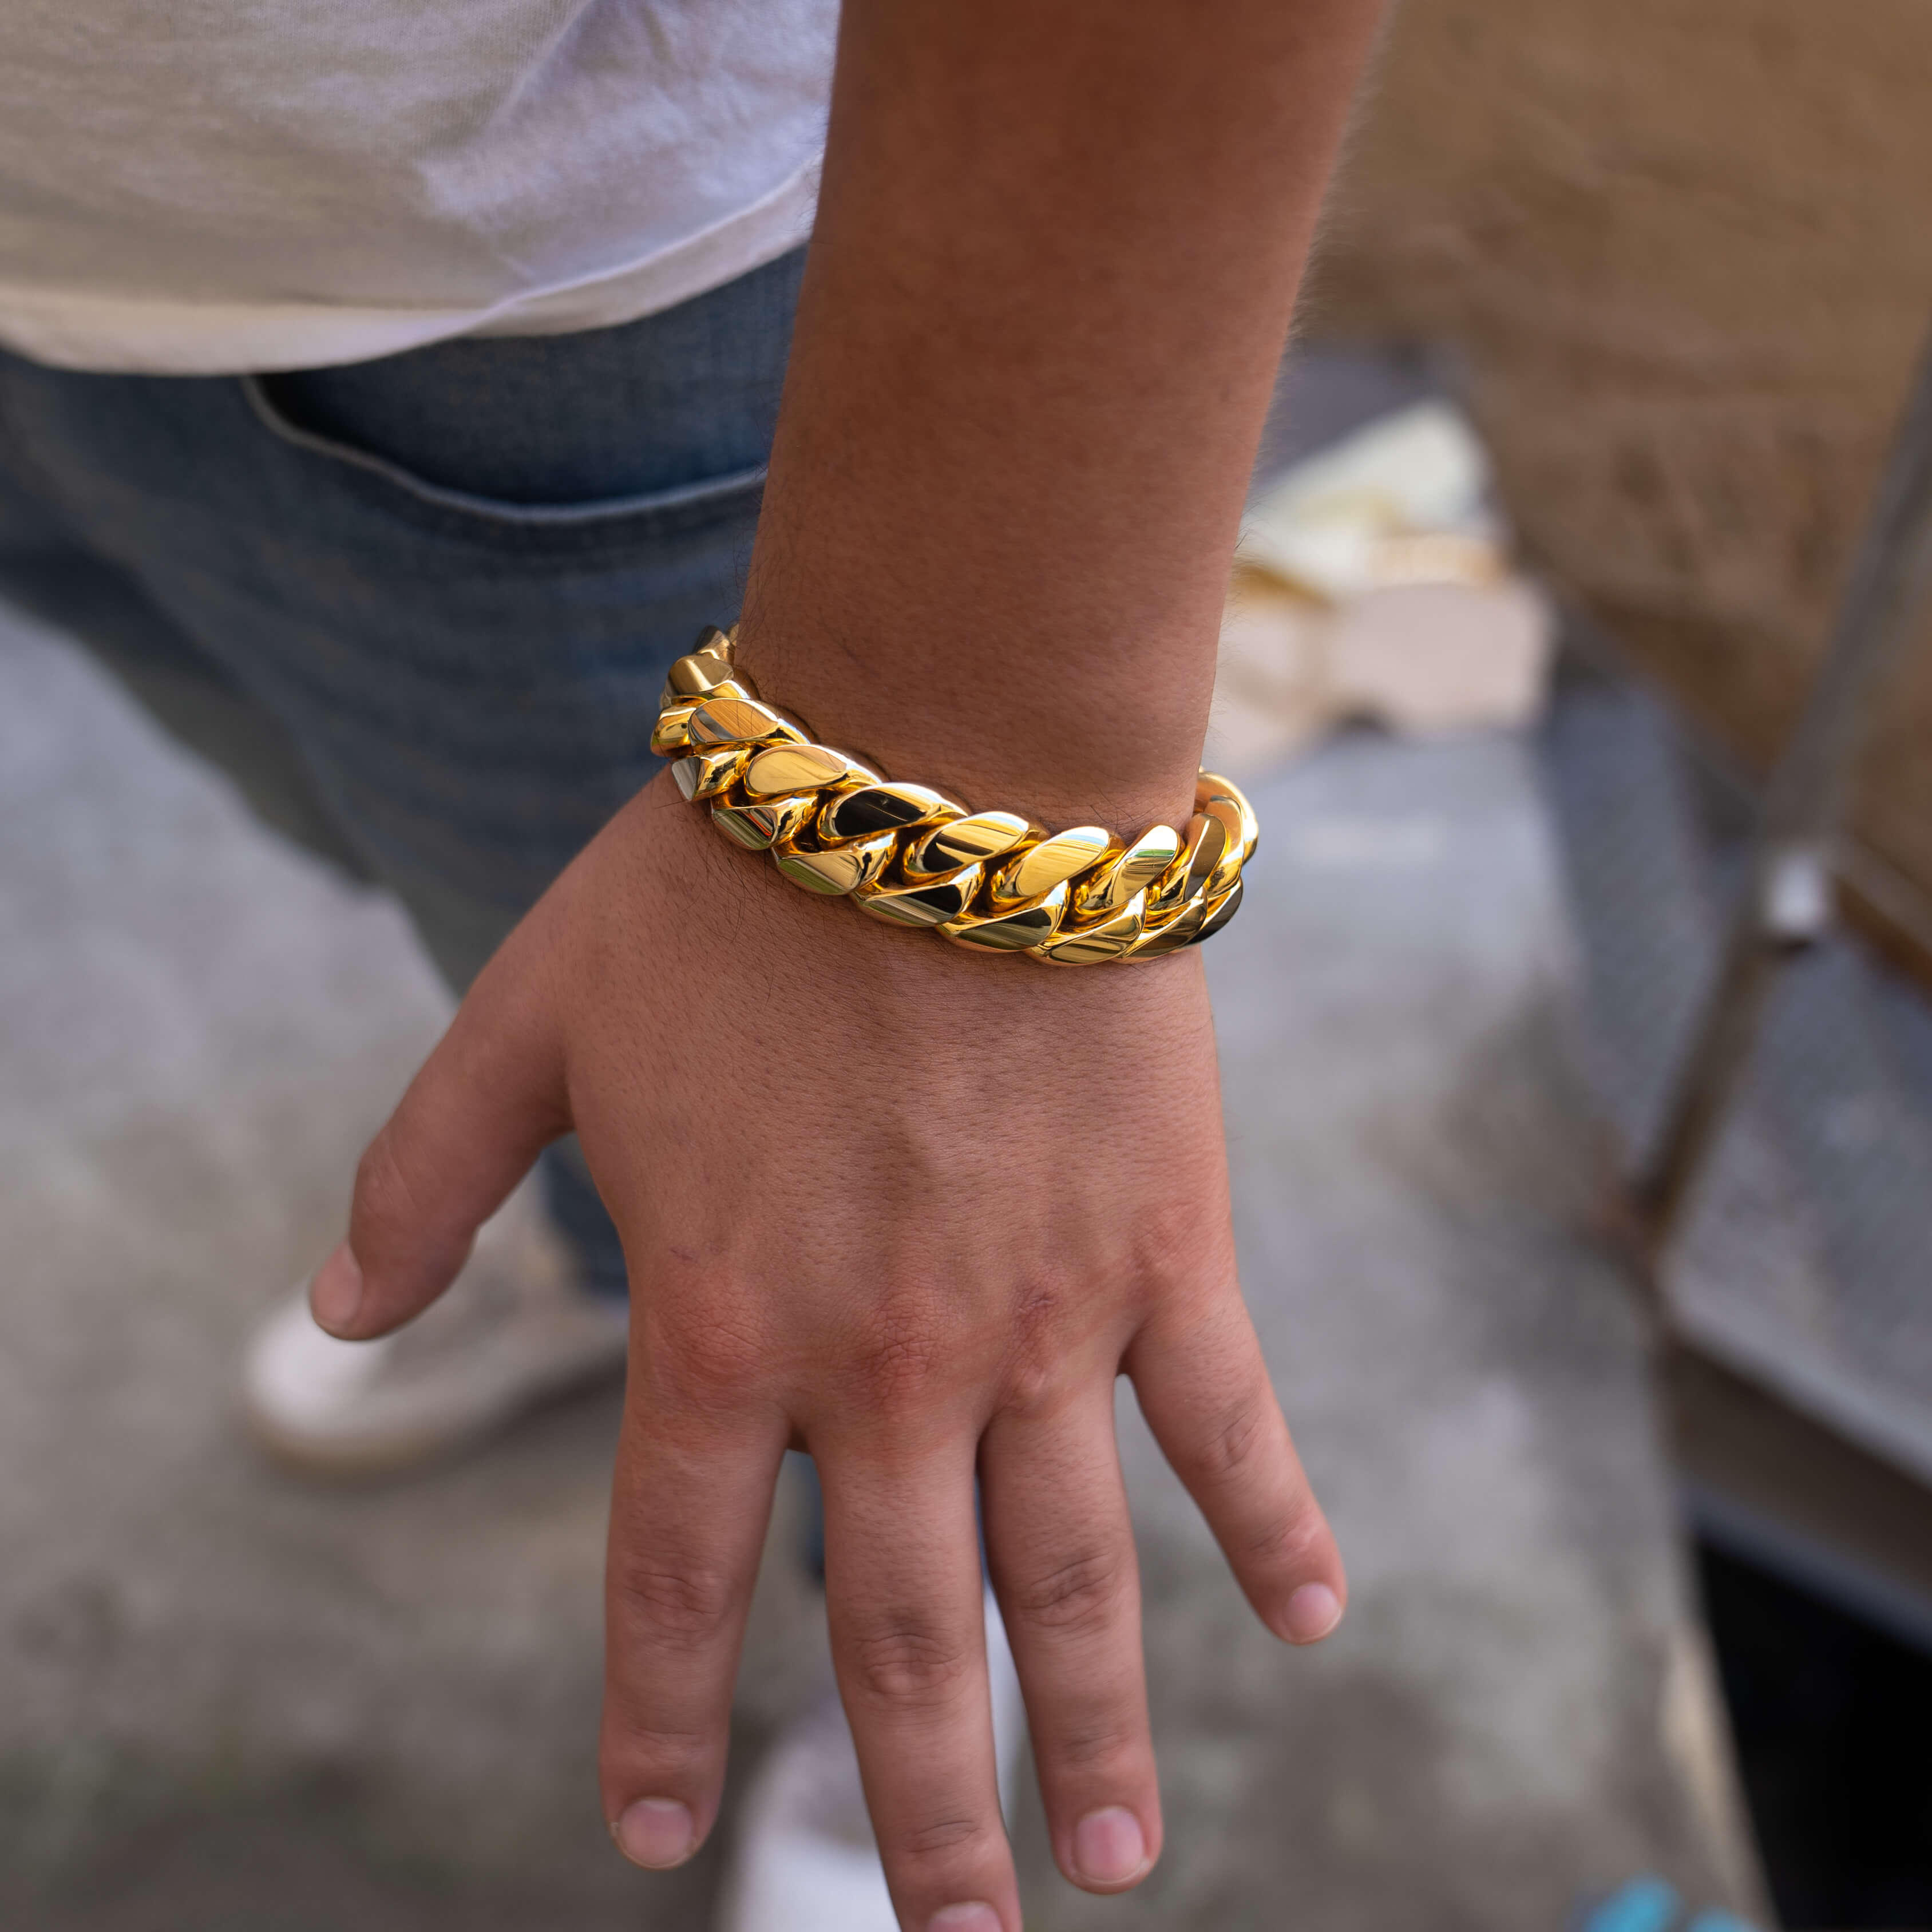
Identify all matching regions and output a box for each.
[732,603,1212,837]
[651,630,1254,967]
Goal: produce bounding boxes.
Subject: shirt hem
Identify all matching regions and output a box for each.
[0,154,820,375]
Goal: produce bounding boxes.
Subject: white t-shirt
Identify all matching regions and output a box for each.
[0,0,838,374]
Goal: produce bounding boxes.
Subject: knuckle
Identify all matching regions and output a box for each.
[352,1126,419,1236]
[846,1288,953,1420]
[1241,1506,1327,1580]
[1135,1201,1230,1300]
[1008,1548,1129,1640]
[1001,1276,1071,1407]
[846,1613,975,1708]
[612,1557,738,1650]
[600,1716,711,1787]
[1190,1387,1276,1493]
[647,1307,766,1412]
[1047,1713,1143,1776]
[997,1293,1079,1416]
[999,1352,1057,1416]
[347,1125,458,1292]
[897,1812,997,1861]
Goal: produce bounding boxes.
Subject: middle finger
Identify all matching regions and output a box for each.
[818,1433,1018,1932]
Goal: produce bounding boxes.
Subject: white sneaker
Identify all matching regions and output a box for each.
[718,1591,1027,1932]
[240,1178,630,1475]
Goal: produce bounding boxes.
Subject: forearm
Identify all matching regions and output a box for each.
[339,18,1379,1899]
[742,0,1385,833]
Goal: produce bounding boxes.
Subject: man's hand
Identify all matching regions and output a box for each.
[315,0,1384,1920]
[310,785,1344,1927]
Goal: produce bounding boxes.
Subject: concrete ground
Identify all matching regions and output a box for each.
[0,605,1758,1929]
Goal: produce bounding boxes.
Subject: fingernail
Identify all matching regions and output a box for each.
[1284,1582,1343,1644]
[310,1243,365,1334]
[1073,1806,1148,1885]
[611,1798,694,1869]
[928,1907,1003,1932]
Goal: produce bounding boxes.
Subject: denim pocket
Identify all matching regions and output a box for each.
[239,372,769,555]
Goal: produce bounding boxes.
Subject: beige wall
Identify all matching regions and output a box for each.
[1305,0,1932,899]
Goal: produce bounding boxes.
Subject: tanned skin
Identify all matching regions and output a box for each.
[311,3,1387,1926]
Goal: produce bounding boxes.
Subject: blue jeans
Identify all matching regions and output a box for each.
[0,248,807,1297]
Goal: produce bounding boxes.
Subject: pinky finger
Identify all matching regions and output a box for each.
[1125,1286,1345,1645]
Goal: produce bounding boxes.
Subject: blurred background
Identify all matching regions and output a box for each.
[3,3,1930,1927]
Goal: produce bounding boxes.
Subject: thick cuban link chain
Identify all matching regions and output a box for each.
[651,627,1256,965]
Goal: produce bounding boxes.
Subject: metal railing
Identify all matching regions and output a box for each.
[1635,332,1932,1243]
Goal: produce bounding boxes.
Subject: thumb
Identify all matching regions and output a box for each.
[311,923,572,1340]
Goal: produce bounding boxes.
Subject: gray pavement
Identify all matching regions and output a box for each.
[0,607,1758,1929]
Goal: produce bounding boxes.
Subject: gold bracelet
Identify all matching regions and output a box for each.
[651,627,1256,966]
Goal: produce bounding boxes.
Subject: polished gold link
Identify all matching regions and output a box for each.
[942,880,1070,952]
[1129,892,1212,957]
[671,747,750,802]
[1070,824,1182,922]
[687,695,809,751]
[902,810,1036,880]
[1142,812,1227,925]
[742,743,858,797]
[1199,771,1259,861]
[1195,775,1257,898]
[1186,877,1244,947]
[852,860,939,902]
[1199,799,1249,898]
[651,700,701,755]
[662,670,757,711]
[817,781,961,844]
[1175,810,1230,905]
[712,792,819,852]
[693,624,735,660]
[662,651,754,709]
[1035,896,1136,973]
[651,632,1253,964]
[986,826,1114,912]
[1139,834,1194,924]
[773,830,898,897]
[1030,890,1150,966]
[855,863,987,928]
